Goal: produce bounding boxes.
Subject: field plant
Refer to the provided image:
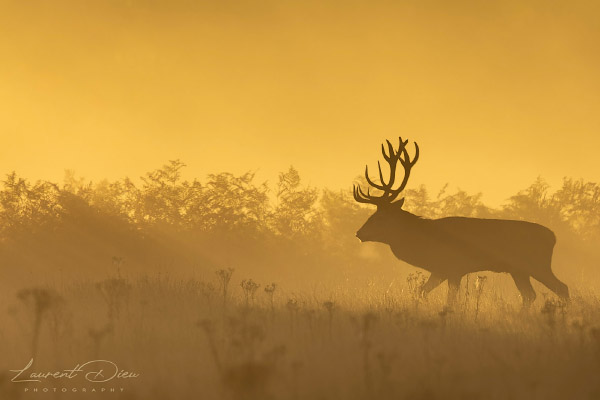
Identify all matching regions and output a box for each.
[1,270,599,400]
[216,268,235,308]
[16,288,63,362]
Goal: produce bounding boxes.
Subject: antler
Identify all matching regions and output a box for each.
[353,137,419,206]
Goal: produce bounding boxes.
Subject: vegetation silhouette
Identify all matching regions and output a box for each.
[0,158,599,294]
[354,137,570,307]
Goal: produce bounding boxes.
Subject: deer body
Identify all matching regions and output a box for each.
[353,137,569,307]
[383,214,554,274]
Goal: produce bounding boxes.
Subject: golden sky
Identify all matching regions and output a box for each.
[0,0,598,206]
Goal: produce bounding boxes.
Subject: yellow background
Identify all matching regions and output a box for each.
[1,0,598,205]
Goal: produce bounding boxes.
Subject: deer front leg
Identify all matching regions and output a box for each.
[420,273,445,299]
[511,273,536,308]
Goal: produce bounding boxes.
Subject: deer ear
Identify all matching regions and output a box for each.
[393,198,405,209]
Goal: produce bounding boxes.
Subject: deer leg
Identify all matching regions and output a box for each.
[420,273,445,299]
[533,271,570,302]
[446,275,461,307]
[511,273,536,308]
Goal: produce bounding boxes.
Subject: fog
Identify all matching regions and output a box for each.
[1,1,600,398]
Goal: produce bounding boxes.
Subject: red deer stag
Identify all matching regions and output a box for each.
[353,137,569,307]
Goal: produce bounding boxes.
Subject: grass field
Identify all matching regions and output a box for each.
[1,270,599,400]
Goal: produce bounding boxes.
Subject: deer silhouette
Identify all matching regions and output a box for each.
[353,137,569,307]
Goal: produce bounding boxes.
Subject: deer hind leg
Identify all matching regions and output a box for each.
[533,271,570,302]
[446,275,462,307]
[511,273,536,308]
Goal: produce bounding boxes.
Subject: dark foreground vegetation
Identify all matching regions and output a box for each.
[1,272,600,400]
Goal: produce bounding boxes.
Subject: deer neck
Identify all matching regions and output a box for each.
[389,211,430,242]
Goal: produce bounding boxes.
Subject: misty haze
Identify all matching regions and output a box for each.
[2,1,600,399]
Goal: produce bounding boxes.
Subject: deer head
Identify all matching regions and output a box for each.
[353,137,419,243]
